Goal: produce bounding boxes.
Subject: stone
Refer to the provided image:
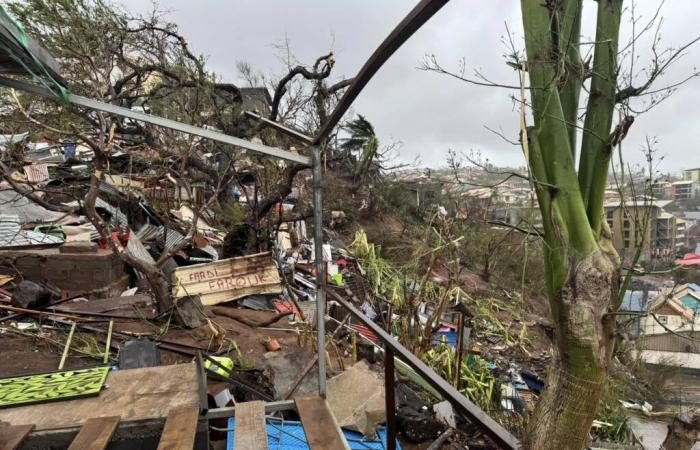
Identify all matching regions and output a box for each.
[433,400,456,428]
[326,360,385,437]
[11,280,51,309]
[262,347,319,400]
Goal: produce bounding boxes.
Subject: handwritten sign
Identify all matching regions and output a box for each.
[172,252,282,306]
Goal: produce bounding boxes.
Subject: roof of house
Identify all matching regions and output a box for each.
[681,211,700,220]
[621,290,657,312]
[603,199,672,209]
[649,284,700,321]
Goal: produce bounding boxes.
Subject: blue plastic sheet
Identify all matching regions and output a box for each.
[226,416,401,450]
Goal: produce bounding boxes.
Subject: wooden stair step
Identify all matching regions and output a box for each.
[233,400,268,450]
[295,396,350,450]
[0,424,34,450]
[157,407,200,450]
[68,416,121,450]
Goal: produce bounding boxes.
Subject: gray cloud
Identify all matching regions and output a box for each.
[119,0,700,172]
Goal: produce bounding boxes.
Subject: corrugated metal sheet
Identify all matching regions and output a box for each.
[172,252,282,306]
[63,197,129,230]
[135,223,164,242]
[0,217,63,248]
[125,231,156,279]
[95,197,129,230]
[199,244,219,261]
[23,164,49,183]
[0,189,66,223]
[164,229,185,250]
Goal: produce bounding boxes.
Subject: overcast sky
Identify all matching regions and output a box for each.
[119,1,700,173]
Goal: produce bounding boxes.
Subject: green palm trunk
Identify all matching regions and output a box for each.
[520,1,623,449]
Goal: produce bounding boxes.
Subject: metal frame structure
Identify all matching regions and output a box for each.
[0,1,523,448]
[0,77,309,165]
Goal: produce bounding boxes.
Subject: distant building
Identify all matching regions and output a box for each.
[676,211,700,250]
[671,180,697,200]
[604,199,685,261]
[684,167,700,183]
[651,181,672,200]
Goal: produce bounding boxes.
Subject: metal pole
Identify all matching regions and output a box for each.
[0,76,311,166]
[454,312,464,389]
[385,347,397,450]
[312,146,326,397]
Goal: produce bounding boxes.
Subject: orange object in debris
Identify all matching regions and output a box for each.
[262,336,281,352]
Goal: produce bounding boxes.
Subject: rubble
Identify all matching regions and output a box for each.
[262,347,320,400]
[326,360,386,436]
[11,280,51,309]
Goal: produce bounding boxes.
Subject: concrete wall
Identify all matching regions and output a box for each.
[0,247,128,298]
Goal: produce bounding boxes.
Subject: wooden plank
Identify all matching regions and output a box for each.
[68,416,120,450]
[295,396,349,450]
[233,401,267,450]
[0,424,34,450]
[156,407,199,450]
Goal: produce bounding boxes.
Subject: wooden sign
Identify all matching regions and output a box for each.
[172,252,282,306]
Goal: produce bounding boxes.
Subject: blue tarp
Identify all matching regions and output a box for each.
[226,417,401,450]
[432,330,457,347]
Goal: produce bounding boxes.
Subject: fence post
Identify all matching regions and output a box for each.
[385,347,397,450]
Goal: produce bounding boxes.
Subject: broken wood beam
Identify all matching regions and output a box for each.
[205,400,296,420]
[233,401,268,450]
[156,407,199,450]
[295,396,349,450]
[0,424,34,450]
[0,304,94,322]
[210,307,291,328]
[67,416,120,450]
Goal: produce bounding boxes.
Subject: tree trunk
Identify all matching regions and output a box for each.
[141,266,174,313]
[524,250,619,450]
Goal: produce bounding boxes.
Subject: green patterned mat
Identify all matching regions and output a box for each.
[0,366,110,409]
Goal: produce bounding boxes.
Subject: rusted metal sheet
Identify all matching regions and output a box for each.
[172,252,282,306]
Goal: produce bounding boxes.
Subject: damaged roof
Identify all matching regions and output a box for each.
[0,188,68,223]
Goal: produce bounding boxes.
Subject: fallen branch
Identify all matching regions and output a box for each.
[211,307,292,328]
[282,314,351,400]
[0,304,95,322]
[427,428,455,450]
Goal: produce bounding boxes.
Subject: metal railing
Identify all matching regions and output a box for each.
[329,291,521,450]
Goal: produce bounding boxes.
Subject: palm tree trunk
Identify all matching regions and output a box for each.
[524,250,619,450]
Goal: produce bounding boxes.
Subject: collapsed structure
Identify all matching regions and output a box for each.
[0,1,528,449]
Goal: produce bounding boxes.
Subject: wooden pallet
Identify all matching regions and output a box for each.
[0,407,201,450]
